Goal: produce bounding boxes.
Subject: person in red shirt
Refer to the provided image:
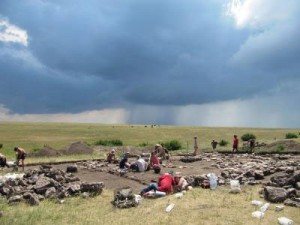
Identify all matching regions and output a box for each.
[140,173,175,196]
[232,135,239,154]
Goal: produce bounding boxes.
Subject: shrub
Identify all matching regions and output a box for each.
[161,140,182,151]
[241,133,256,141]
[219,140,228,146]
[285,133,298,139]
[276,144,285,152]
[0,144,2,149]
[138,142,149,147]
[94,139,123,146]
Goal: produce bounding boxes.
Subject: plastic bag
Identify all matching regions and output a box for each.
[278,217,293,225]
[251,211,264,219]
[260,203,270,212]
[251,200,263,206]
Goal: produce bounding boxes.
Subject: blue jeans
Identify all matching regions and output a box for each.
[140,183,157,195]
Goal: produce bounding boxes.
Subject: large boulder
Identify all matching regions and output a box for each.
[264,186,287,203]
[33,177,53,195]
[81,182,104,195]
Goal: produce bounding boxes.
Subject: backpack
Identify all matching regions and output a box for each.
[112,187,138,208]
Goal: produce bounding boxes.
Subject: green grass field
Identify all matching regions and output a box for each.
[0,186,299,225]
[0,122,299,159]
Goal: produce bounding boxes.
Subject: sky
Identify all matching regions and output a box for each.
[0,0,299,128]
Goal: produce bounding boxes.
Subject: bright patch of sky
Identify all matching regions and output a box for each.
[0,18,28,46]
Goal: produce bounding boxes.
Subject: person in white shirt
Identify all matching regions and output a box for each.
[133,155,148,172]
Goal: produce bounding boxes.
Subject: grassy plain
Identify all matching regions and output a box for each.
[1,186,299,225]
[0,122,300,225]
[0,122,299,159]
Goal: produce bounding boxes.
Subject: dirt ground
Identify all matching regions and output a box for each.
[5,139,300,194]
[59,155,221,193]
[17,153,298,194]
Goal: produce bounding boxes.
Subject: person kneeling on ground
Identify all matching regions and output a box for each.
[140,173,175,196]
[119,152,131,169]
[107,149,116,163]
[130,155,148,172]
[149,151,160,167]
[14,146,26,171]
[0,153,9,168]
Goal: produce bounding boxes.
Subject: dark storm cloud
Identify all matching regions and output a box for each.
[0,0,299,115]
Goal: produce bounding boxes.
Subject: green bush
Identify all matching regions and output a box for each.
[285,133,298,139]
[161,140,182,151]
[94,139,123,146]
[219,140,228,146]
[138,142,149,147]
[0,144,2,149]
[241,133,256,141]
[276,144,285,152]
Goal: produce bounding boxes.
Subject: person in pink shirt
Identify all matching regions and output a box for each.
[149,151,160,167]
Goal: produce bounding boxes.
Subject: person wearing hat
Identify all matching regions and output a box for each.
[155,144,166,160]
[14,146,26,171]
[119,152,131,169]
[174,174,190,192]
[106,149,116,163]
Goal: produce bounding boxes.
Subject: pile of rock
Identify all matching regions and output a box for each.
[0,165,104,206]
[211,154,299,185]
[262,172,300,208]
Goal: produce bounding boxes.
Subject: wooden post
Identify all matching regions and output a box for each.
[193,136,198,156]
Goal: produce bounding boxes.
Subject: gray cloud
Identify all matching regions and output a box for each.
[0,0,299,127]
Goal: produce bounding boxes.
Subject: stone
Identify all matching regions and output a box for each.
[33,177,53,195]
[264,186,287,203]
[67,183,81,194]
[45,187,57,198]
[286,188,297,198]
[81,182,104,195]
[66,165,78,173]
[254,170,264,180]
[23,192,40,206]
[8,195,22,204]
[284,199,300,208]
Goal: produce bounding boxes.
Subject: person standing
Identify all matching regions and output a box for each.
[232,135,239,154]
[248,139,255,153]
[14,146,26,171]
[193,136,198,156]
[211,140,218,152]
